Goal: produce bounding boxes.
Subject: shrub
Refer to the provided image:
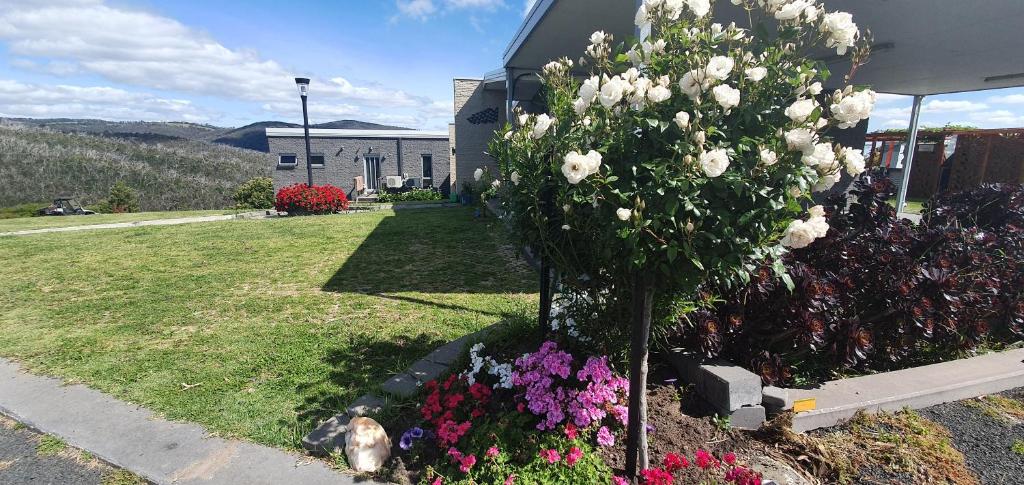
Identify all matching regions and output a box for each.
[377,188,444,203]
[233,177,275,209]
[107,181,140,213]
[0,202,47,219]
[274,183,349,215]
[667,170,1024,386]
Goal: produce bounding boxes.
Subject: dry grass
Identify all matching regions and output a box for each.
[965,395,1024,424]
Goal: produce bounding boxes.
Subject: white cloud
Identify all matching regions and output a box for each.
[968,110,1024,127]
[0,0,452,128]
[394,0,506,20]
[923,100,987,113]
[0,79,210,121]
[988,94,1024,105]
[395,0,438,20]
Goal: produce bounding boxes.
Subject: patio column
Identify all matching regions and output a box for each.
[505,68,515,123]
[895,95,925,214]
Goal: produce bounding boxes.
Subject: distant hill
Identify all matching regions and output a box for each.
[0,123,272,211]
[2,117,409,152]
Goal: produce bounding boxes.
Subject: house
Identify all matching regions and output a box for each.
[266,128,454,199]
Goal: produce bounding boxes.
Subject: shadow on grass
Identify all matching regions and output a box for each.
[291,332,450,442]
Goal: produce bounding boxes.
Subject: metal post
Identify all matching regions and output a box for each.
[301,94,314,187]
[895,95,924,214]
[505,68,515,123]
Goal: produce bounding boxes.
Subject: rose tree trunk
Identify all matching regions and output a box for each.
[625,276,653,480]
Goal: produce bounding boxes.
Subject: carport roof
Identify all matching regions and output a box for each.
[501,0,1024,96]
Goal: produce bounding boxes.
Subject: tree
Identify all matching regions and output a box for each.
[107,181,140,213]
[489,0,874,478]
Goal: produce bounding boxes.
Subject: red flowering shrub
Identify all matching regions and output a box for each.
[274,183,349,214]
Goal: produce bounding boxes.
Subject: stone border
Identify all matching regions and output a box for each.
[668,348,1024,433]
[301,325,499,455]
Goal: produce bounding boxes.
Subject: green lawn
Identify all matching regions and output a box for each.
[0,208,536,449]
[0,210,238,233]
[887,198,926,215]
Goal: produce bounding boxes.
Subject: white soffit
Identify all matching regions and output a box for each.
[504,0,1024,96]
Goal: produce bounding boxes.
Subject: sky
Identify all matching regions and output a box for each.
[0,0,1023,132]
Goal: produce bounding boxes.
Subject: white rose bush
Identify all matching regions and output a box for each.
[486,0,874,475]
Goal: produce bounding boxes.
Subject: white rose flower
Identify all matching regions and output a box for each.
[803,4,819,22]
[822,12,859,55]
[807,82,823,96]
[647,84,672,103]
[789,186,803,198]
[616,208,632,221]
[503,130,513,140]
[531,114,555,139]
[781,219,817,249]
[813,172,839,192]
[562,224,571,230]
[785,98,817,123]
[673,111,691,130]
[706,56,735,81]
[561,151,590,184]
[518,114,529,126]
[841,147,866,176]
[699,148,731,177]
[599,77,627,108]
[582,150,603,175]
[784,128,817,152]
[574,98,588,116]
[510,171,521,185]
[831,89,876,129]
[692,130,706,146]
[760,148,778,166]
[808,205,826,218]
[634,3,649,28]
[775,0,811,21]
[684,0,710,17]
[579,76,600,102]
[712,84,741,111]
[590,31,608,46]
[492,179,501,188]
[802,143,836,168]
[807,215,829,238]
[679,70,709,100]
[474,168,484,181]
[745,66,767,82]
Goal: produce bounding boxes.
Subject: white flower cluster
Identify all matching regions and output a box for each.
[520,113,556,139]
[781,205,829,249]
[636,0,710,31]
[586,31,611,60]
[831,87,877,129]
[542,57,573,78]
[549,296,590,342]
[575,67,674,116]
[464,342,513,389]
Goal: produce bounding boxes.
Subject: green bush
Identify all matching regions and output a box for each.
[377,188,444,203]
[107,181,140,213]
[233,177,275,209]
[0,202,46,219]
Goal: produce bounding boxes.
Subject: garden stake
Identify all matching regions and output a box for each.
[625,276,653,480]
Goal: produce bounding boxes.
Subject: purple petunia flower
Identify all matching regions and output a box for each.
[410,427,424,439]
[399,432,413,451]
[597,426,615,447]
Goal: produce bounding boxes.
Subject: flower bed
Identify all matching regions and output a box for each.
[274,183,350,215]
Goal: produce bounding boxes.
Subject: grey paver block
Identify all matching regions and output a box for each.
[667,350,762,412]
[423,340,467,366]
[762,386,792,411]
[347,394,385,417]
[727,405,766,430]
[301,414,350,455]
[407,359,449,384]
[380,372,420,397]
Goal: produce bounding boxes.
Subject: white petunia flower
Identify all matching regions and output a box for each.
[745,66,768,82]
[706,56,735,81]
[841,147,866,176]
[760,148,778,166]
[531,114,555,139]
[699,148,731,177]
[616,208,632,221]
[821,12,859,55]
[784,128,817,152]
[785,98,817,123]
[673,111,691,130]
[712,84,741,111]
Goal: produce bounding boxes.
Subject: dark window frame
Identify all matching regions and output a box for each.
[277,153,297,168]
[309,153,326,168]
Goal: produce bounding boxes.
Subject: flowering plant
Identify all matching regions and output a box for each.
[613,449,762,485]
[419,374,493,448]
[488,0,874,301]
[274,183,349,214]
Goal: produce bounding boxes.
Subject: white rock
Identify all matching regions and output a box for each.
[344,416,391,472]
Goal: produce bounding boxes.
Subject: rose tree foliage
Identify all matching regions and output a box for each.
[488,0,874,299]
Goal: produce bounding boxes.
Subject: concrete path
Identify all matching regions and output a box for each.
[0,212,271,238]
[0,358,374,485]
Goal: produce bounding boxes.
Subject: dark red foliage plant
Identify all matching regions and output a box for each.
[274,183,350,215]
[666,169,1024,386]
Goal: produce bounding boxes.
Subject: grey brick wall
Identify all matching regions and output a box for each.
[453,78,506,193]
[267,135,451,199]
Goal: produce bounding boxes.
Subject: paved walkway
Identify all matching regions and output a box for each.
[0,358,372,485]
[0,213,270,238]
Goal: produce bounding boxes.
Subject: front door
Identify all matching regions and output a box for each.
[364,156,381,192]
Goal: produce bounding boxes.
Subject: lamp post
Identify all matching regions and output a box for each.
[295,77,314,187]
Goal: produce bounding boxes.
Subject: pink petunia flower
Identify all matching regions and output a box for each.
[565,447,583,466]
[486,446,501,458]
[539,448,561,464]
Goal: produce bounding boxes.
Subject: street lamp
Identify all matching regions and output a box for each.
[295,77,314,187]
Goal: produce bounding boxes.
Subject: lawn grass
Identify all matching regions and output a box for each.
[0,208,536,449]
[886,198,926,214]
[0,210,239,233]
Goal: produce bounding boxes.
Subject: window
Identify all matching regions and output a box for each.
[421,154,433,179]
[310,153,325,168]
[277,154,297,168]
